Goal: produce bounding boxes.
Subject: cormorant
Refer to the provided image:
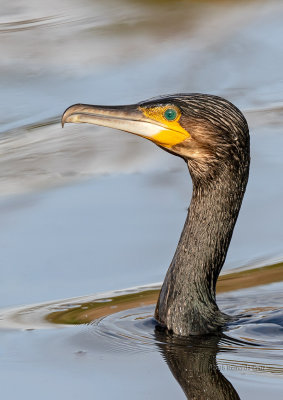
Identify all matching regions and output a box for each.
[61,94,250,336]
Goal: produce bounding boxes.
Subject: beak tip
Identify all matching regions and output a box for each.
[61,111,68,128]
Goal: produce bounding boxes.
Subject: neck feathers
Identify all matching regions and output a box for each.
[155,158,249,336]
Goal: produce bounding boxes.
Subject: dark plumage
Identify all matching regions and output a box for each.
[62,93,250,336]
[151,95,250,335]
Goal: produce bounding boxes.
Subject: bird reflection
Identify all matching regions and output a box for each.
[155,328,240,400]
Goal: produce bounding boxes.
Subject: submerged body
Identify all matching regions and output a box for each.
[62,94,250,336]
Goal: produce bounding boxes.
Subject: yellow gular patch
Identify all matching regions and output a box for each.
[139,105,190,148]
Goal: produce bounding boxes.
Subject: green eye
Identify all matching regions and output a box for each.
[164,108,178,121]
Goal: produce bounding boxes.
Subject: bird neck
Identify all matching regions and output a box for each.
[155,160,249,336]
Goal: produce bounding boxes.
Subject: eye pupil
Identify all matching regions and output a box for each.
[164,108,177,121]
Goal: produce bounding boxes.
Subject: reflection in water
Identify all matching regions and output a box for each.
[155,330,240,400]
[0,266,282,399]
[1,0,283,398]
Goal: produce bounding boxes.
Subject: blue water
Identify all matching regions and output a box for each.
[0,0,283,398]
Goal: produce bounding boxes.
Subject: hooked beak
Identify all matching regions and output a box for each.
[61,103,167,143]
[61,102,191,149]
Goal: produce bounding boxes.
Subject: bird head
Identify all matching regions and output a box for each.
[62,94,249,181]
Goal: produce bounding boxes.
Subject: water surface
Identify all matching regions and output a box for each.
[0,265,282,399]
[0,0,283,398]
